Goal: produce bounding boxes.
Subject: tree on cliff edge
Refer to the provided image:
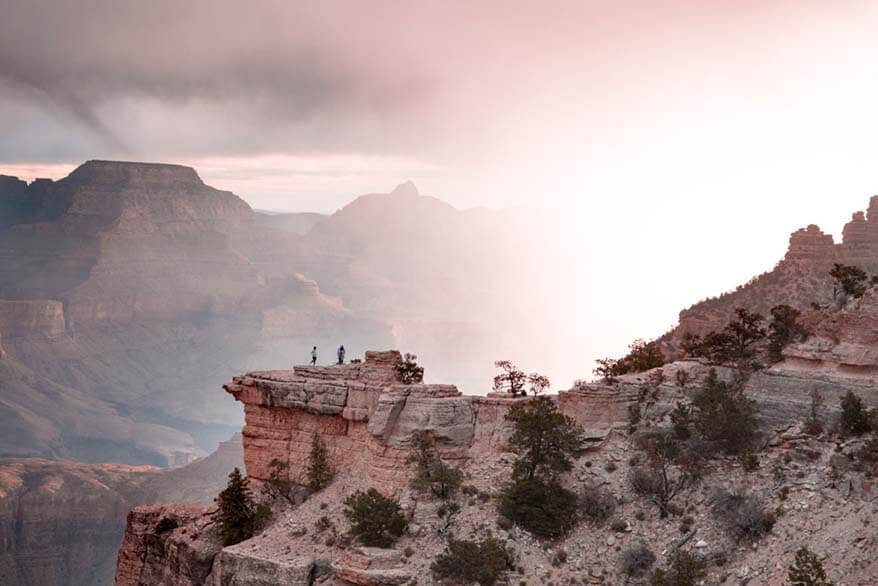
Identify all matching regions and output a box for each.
[215,467,270,546]
[307,433,335,492]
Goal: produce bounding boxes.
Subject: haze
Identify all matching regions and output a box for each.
[3,0,878,386]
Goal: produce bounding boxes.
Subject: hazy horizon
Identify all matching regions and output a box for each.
[5,1,878,378]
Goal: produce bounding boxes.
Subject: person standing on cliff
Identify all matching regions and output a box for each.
[337,345,345,365]
[310,346,317,365]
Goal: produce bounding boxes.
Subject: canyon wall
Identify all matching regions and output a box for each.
[0,435,242,586]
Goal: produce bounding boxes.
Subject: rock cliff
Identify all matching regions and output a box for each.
[116,348,878,585]
[0,435,242,586]
[669,195,878,351]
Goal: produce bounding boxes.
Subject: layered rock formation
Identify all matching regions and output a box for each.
[669,195,878,350]
[0,435,242,586]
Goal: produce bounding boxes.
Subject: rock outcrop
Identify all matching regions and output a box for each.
[117,348,878,585]
[115,350,635,585]
[224,350,633,494]
[0,435,242,586]
[669,195,878,352]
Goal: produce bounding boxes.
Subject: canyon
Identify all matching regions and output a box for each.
[0,160,564,467]
[0,434,243,586]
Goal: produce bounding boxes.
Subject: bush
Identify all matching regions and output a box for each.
[498,478,578,539]
[579,484,617,525]
[408,431,464,499]
[431,537,513,586]
[630,432,692,518]
[839,391,872,436]
[215,468,271,546]
[307,433,335,492]
[711,490,775,541]
[831,263,868,300]
[593,339,665,381]
[262,458,294,504]
[768,304,809,362]
[691,368,757,454]
[343,488,408,547]
[649,550,706,586]
[788,546,834,586]
[395,352,425,384]
[621,542,656,578]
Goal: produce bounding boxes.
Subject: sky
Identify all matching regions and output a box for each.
[4,0,878,375]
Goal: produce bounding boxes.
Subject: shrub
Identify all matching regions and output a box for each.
[215,467,271,546]
[621,542,656,578]
[630,432,692,518]
[830,263,867,300]
[804,389,825,436]
[395,352,425,384]
[711,490,775,540]
[768,304,809,362]
[343,488,408,547]
[431,537,513,586]
[505,396,583,481]
[604,460,618,473]
[788,546,834,586]
[579,484,616,525]
[691,368,757,454]
[552,548,567,566]
[839,391,872,436]
[649,550,706,586]
[498,478,578,539]
[262,458,294,504]
[739,451,760,472]
[307,433,335,492]
[408,431,463,499]
[610,517,628,532]
[594,339,665,381]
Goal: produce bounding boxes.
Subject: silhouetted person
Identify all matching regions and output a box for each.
[337,345,345,365]
[310,346,317,365]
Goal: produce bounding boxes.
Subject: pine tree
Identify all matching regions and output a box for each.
[306,433,334,492]
[215,467,269,545]
[343,488,408,547]
[788,547,834,586]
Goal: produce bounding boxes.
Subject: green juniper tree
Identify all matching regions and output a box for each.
[215,467,270,546]
[343,488,408,547]
[306,432,334,492]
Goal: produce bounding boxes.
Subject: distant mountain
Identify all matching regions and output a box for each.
[0,161,564,465]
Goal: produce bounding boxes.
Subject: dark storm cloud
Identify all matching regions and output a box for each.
[0,0,453,162]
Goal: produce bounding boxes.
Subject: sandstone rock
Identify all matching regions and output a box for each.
[114,503,220,586]
[207,551,314,585]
